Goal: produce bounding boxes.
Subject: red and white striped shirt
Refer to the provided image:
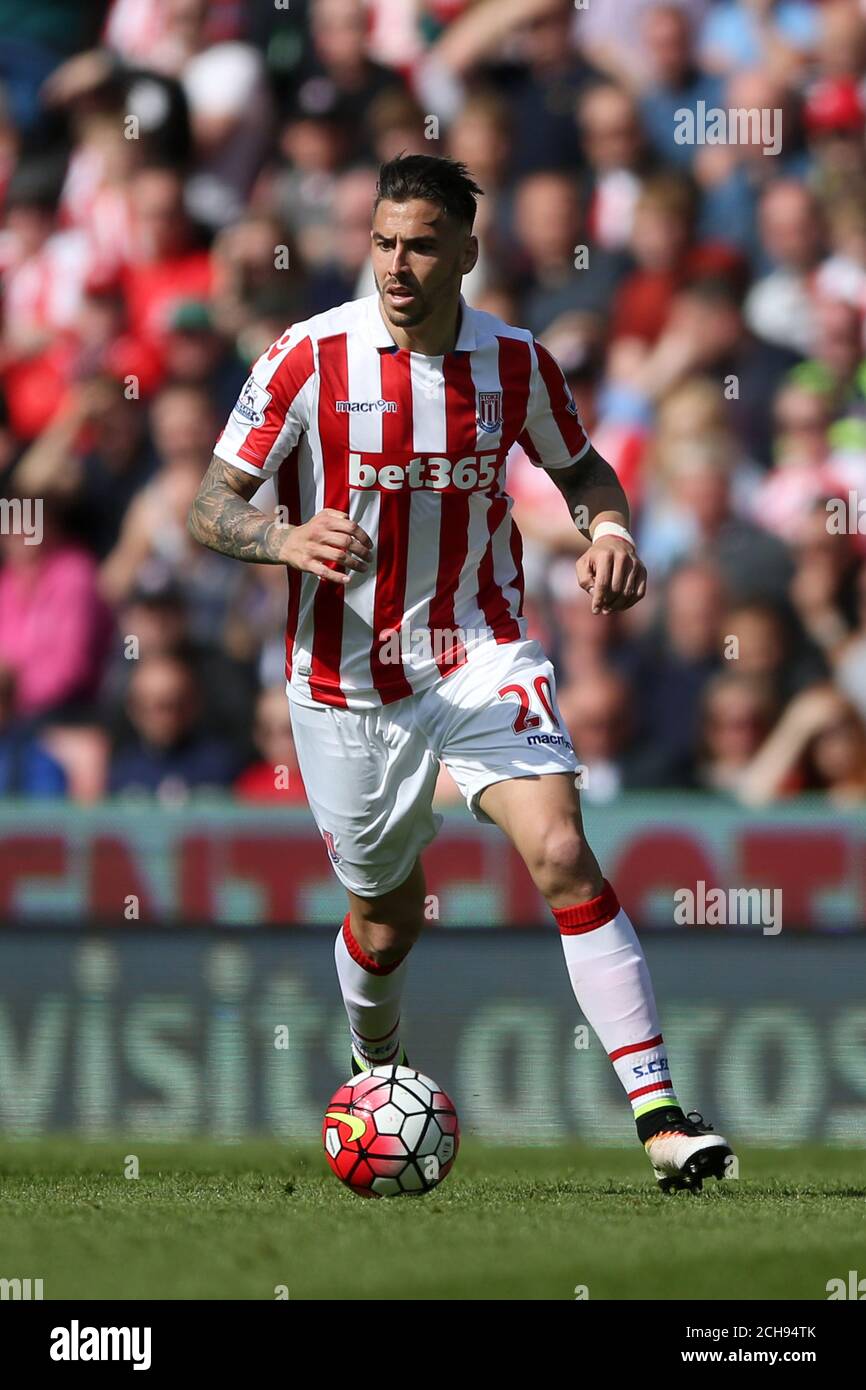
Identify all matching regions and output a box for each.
[214,293,590,709]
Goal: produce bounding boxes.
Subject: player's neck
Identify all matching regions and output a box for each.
[379,299,463,357]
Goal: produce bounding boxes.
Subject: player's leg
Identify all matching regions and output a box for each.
[336,860,426,1071]
[432,636,733,1190]
[479,771,674,1095]
[479,770,732,1189]
[288,696,439,1073]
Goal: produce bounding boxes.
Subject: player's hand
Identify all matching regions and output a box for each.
[576,537,647,615]
[280,509,372,585]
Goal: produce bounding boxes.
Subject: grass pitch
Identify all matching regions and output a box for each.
[1,1141,863,1300]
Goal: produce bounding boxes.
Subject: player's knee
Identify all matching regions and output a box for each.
[354,916,421,965]
[348,861,426,964]
[527,826,597,903]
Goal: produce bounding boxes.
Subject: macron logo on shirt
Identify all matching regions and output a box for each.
[336,399,398,414]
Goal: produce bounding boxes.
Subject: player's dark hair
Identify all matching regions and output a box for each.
[374,154,483,230]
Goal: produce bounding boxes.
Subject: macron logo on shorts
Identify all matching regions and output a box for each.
[526,732,573,749]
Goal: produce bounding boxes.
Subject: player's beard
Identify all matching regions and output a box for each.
[377,275,430,328]
[376,260,465,329]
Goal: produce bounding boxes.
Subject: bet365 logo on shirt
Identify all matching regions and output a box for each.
[348,451,500,493]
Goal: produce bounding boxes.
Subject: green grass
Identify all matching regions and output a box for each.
[1,1141,864,1300]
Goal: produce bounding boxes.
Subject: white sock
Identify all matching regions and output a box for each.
[334,914,407,1067]
[554,882,679,1122]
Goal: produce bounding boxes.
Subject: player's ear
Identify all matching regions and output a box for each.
[462,234,479,276]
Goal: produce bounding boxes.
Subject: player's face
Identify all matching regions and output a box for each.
[371,198,477,330]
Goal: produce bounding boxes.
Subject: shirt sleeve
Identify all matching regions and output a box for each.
[213,326,316,477]
[518,340,591,471]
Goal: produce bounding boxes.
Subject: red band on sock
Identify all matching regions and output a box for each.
[553,880,620,934]
[353,1019,401,1043]
[627,1080,676,1101]
[342,916,407,976]
[608,1033,663,1062]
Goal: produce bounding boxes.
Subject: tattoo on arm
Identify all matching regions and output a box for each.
[187,455,290,564]
[546,445,630,535]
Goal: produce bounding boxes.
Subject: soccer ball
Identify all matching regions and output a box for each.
[323,1064,459,1198]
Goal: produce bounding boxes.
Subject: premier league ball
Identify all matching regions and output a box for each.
[323,1064,459,1198]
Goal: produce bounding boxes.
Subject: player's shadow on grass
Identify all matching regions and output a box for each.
[770,1185,866,1199]
[476,1180,740,1200]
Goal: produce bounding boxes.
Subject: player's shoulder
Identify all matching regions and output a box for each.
[254,298,370,380]
[466,302,536,350]
[282,296,374,348]
[464,304,553,378]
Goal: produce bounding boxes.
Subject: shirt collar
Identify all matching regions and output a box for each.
[365,293,478,354]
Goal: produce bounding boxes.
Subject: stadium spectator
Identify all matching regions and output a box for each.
[722,598,827,705]
[788,502,862,659]
[835,560,866,720]
[558,667,653,801]
[120,165,214,359]
[0,0,109,134]
[513,170,628,336]
[304,166,380,314]
[0,0,863,805]
[0,156,91,415]
[744,181,825,356]
[100,383,226,620]
[581,0,711,85]
[162,298,247,418]
[695,69,805,260]
[803,77,866,199]
[739,682,866,805]
[14,374,154,558]
[0,497,112,720]
[694,670,779,796]
[639,3,725,170]
[577,82,651,253]
[419,0,602,173]
[102,581,257,747]
[621,560,729,787]
[234,686,308,802]
[639,432,793,602]
[181,39,272,229]
[0,665,67,795]
[211,212,305,347]
[748,372,838,540]
[611,173,746,346]
[813,0,866,86]
[699,0,819,79]
[109,652,240,798]
[297,0,409,163]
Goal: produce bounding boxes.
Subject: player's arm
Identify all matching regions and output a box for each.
[187,454,371,585]
[546,444,647,615]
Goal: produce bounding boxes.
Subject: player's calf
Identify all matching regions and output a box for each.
[335,863,427,1073]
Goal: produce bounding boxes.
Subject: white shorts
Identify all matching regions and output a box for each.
[288,637,578,898]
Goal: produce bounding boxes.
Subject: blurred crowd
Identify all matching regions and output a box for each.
[2,0,866,807]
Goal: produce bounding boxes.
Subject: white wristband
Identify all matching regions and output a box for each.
[591,521,636,548]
